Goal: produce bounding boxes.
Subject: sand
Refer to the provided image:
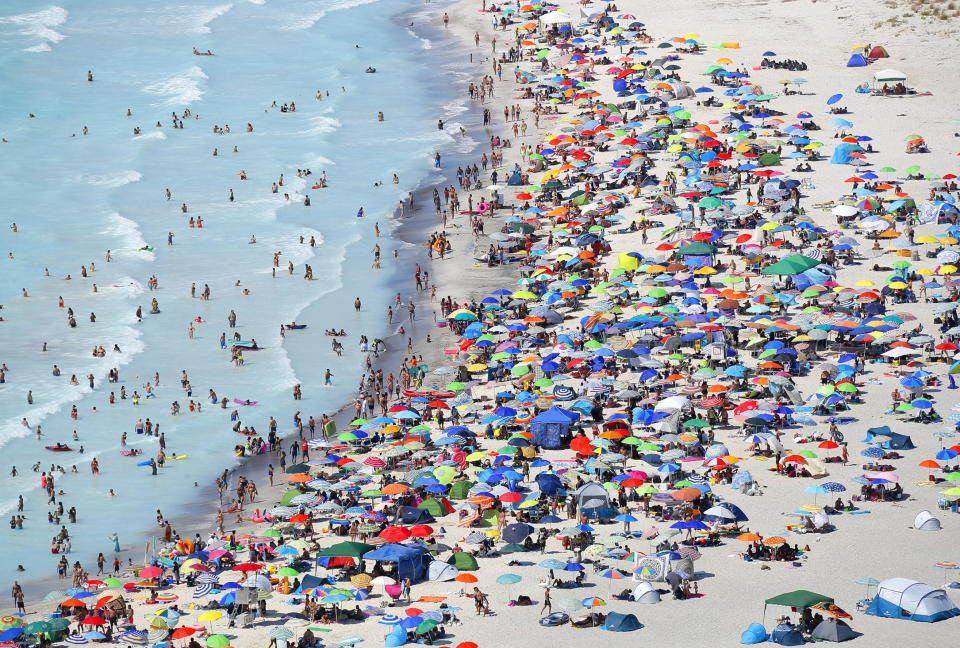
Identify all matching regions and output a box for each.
[6,0,960,646]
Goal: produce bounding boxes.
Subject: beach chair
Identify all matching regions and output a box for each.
[383,584,403,605]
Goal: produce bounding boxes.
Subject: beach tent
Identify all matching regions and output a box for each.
[418,497,455,517]
[868,45,889,59]
[446,552,479,571]
[830,142,864,165]
[865,578,960,622]
[601,612,643,631]
[397,506,435,525]
[572,482,611,511]
[507,170,523,185]
[363,543,430,584]
[846,54,868,67]
[296,574,327,593]
[873,68,907,82]
[863,426,914,449]
[770,623,804,646]
[448,481,474,500]
[427,560,459,582]
[740,623,769,644]
[632,581,661,604]
[913,510,941,531]
[811,618,858,642]
[530,406,580,449]
[539,10,572,27]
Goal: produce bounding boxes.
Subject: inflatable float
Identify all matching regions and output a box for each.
[46,445,73,452]
[233,399,259,406]
[284,324,307,330]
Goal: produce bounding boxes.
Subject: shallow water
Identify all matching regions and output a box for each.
[0,0,476,591]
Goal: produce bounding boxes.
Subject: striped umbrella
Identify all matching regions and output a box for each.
[268,628,294,640]
[378,615,401,625]
[581,597,606,607]
[599,569,626,580]
[147,629,168,643]
[193,583,213,598]
[66,634,88,645]
[195,573,218,584]
[363,457,386,468]
[120,630,148,646]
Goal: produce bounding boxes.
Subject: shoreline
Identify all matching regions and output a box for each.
[6,1,960,646]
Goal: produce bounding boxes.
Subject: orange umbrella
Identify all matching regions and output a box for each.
[287,473,312,483]
[736,533,761,542]
[763,536,786,546]
[455,573,478,583]
[381,483,410,495]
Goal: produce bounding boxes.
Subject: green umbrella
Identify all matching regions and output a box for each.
[837,383,858,393]
[276,567,301,577]
[48,619,70,632]
[415,620,438,634]
[446,382,465,391]
[262,528,282,538]
[760,254,821,275]
[683,419,710,428]
[698,196,721,209]
[278,489,304,506]
[206,635,231,648]
[24,622,53,636]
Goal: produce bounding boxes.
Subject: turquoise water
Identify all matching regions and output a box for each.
[0,0,474,590]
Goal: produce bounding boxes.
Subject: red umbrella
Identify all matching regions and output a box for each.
[81,617,106,626]
[232,563,263,572]
[457,643,478,648]
[499,492,523,503]
[405,608,423,617]
[171,628,196,640]
[378,526,412,543]
[288,514,310,524]
[409,525,434,538]
[139,567,163,578]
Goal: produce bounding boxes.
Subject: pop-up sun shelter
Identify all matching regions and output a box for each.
[863,426,914,449]
[865,578,959,622]
[601,612,643,631]
[530,406,580,449]
[846,54,868,67]
[363,543,429,584]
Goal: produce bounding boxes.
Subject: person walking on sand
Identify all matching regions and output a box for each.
[541,587,551,614]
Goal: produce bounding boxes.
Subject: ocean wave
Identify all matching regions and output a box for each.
[277,0,381,31]
[81,170,143,188]
[303,153,335,167]
[179,3,232,35]
[134,131,167,141]
[0,5,68,51]
[103,212,155,260]
[295,114,342,137]
[143,66,208,106]
[442,100,468,117]
[405,27,431,50]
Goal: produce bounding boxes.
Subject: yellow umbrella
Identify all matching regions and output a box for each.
[198,611,222,622]
[855,279,874,287]
[941,265,957,274]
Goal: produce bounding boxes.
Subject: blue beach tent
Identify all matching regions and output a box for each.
[529,406,580,449]
[846,54,868,67]
[865,578,959,622]
[601,612,643,631]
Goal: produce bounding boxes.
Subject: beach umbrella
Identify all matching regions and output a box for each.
[581,596,606,607]
[66,634,88,645]
[205,635,230,648]
[269,628,294,641]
